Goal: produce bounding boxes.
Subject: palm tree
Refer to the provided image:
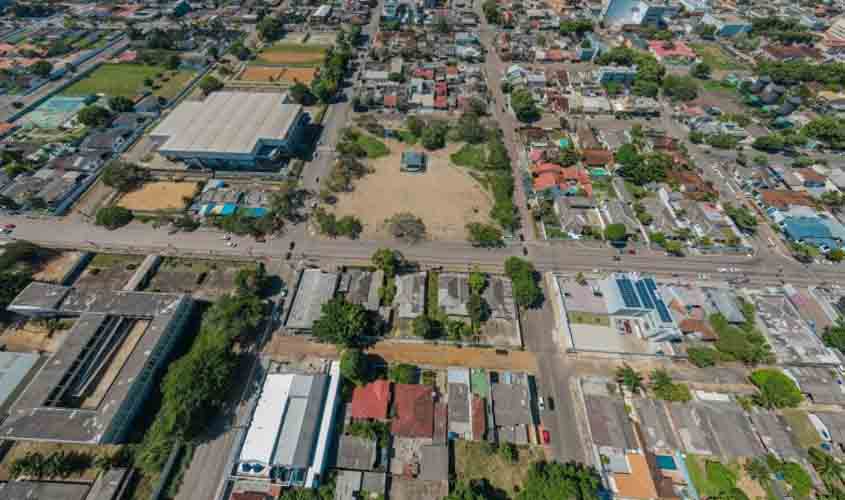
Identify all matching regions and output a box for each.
[809,447,845,488]
[616,364,643,393]
[744,457,770,484]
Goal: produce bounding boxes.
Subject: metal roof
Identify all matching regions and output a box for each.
[239,373,294,465]
[0,352,38,411]
[153,92,302,157]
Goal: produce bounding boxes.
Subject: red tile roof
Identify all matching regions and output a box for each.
[648,40,696,60]
[759,189,815,210]
[582,149,614,167]
[434,95,448,109]
[383,94,398,108]
[391,384,434,438]
[350,380,391,420]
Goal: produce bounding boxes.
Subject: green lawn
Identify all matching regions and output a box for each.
[690,43,743,71]
[450,144,487,169]
[686,455,724,498]
[356,134,390,158]
[62,63,195,100]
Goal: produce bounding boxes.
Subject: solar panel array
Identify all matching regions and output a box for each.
[616,278,641,309]
[644,278,673,323]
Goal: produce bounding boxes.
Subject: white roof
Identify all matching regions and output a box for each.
[239,373,294,465]
[153,91,302,156]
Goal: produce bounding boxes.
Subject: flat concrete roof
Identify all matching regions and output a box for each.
[584,395,637,451]
[336,435,377,471]
[1,285,191,443]
[0,352,39,414]
[153,91,302,156]
[490,383,532,427]
[0,481,90,500]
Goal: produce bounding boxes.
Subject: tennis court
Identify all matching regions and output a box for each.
[21,96,91,129]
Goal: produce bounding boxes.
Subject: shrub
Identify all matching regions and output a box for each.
[750,369,803,409]
[688,347,718,367]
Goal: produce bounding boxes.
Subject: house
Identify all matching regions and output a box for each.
[701,13,752,37]
[595,65,638,84]
[350,380,391,421]
[648,40,696,63]
[762,44,821,62]
[611,453,660,500]
[759,189,815,211]
[532,163,593,197]
[391,384,434,438]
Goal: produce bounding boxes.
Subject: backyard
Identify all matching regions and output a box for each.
[454,441,546,496]
[329,140,494,241]
[62,63,196,100]
[690,43,743,71]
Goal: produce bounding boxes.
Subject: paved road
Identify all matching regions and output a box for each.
[476,10,536,241]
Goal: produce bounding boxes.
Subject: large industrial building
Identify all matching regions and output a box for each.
[2,283,193,444]
[151,91,306,169]
[236,362,341,489]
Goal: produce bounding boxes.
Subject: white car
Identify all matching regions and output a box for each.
[538,397,546,411]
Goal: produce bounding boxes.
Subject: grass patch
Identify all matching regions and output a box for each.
[426,271,439,318]
[89,253,143,269]
[690,43,743,71]
[356,133,390,158]
[782,410,823,448]
[397,130,418,145]
[450,144,487,170]
[701,79,739,95]
[454,441,545,496]
[687,455,724,499]
[62,63,195,100]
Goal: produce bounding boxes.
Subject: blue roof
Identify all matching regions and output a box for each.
[617,278,641,309]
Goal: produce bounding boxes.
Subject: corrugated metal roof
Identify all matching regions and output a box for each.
[239,373,293,465]
[274,396,307,466]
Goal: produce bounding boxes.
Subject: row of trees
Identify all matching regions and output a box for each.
[615,365,691,402]
[137,285,266,472]
[448,461,602,500]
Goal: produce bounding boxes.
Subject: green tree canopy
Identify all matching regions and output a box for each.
[504,257,542,308]
[77,105,112,128]
[340,348,368,386]
[95,206,133,229]
[750,369,803,409]
[311,298,367,347]
[516,461,602,500]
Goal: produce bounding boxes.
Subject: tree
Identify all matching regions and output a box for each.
[688,347,718,367]
[823,320,845,352]
[77,105,112,128]
[95,206,133,229]
[616,364,643,392]
[311,298,367,347]
[387,212,427,243]
[469,268,486,295]
[750,369,803,409]
[724,204,758,234]
[289,81,312,104]
[516,461,602,500]
[809,447,845,488]
[30,59,53,78]
[165,54,181,70]
[559,19,594,37]
[664,240,684,256]
[420,122,448,150]
[101,161,148,192]
[372,248,403,278]
[604,223,627,242]
[108,96,135,113]
[388,363,417,384]
[510,87,540,123]
[690,62,712,79]
[257,15,284,41]
[662,74,699,101]
[457,112,486,144]
[828,248,845,262]
[198,75,223,95]
[753,134,785,152]
[413,315,437,339]
[504,257,542,308]
[466,222,504,248]
[340,348,368,386]
[235,264,271,296]
[468,293,488,330]
[406,116,425,137]
[650,369,692,402]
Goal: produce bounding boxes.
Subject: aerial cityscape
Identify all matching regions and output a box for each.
[1,0,845,499]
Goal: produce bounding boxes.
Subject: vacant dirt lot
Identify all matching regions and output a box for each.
[32,251,81,283]
[117,182,198,211]
[240,66,317,84]
[331,140,494,241]
[455,441,547,496]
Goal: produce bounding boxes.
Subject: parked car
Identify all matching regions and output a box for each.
[542,430,551,444]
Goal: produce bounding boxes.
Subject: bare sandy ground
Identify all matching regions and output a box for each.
[117,181,198,211]
[331,140,494,241]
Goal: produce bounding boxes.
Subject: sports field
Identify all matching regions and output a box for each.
[117,181,198,211]
[256,43,328,66]
[240,66,318,84]
[62,63,195,100]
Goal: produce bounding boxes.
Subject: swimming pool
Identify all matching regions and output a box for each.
[656,455,677,470]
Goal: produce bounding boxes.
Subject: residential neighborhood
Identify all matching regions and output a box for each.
[3,0,845,499]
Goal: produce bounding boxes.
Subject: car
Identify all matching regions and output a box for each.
[613,255,621,261]
[547,396,555,411]
[285,251,292,260]
[538,397,546,411]
[522,246,528,256]
[3,224,15,230]
[542,430,551,444]
[628,249,636,255]
[289,241,296,250]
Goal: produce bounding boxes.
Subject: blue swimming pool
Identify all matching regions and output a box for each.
[656,455,677,470]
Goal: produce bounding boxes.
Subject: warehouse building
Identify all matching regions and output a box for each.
[151,91,306,169]
[236,362,341,489]
[2,283,193,444]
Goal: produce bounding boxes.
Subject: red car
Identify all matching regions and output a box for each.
[542,430,551,444]
[3,224,15,230]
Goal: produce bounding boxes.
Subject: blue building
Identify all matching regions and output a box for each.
[596,65,638,84]
[781,214,845,252]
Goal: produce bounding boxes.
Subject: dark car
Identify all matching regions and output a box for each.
[289,241,296,250]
